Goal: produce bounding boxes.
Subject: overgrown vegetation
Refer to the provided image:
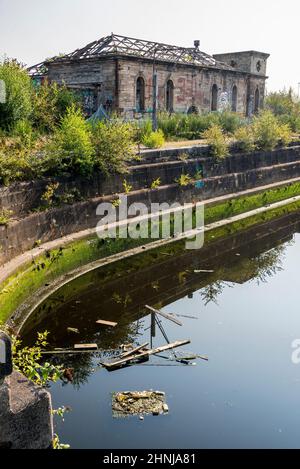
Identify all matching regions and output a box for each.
[12,331,63,386]
[0,209,13,225]
[155,110,243,140]
[142,129,165,148]
[91,120,136,174]
[0,58,32,131]
[175,173,192,186]
[202,124,229,159]
[266,89,300,133]
[252,110,292,151]
[0,58,299,188]
[46,106,94,176]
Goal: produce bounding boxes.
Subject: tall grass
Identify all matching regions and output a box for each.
[156,111,244,140]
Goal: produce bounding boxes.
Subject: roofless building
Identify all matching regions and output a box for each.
[28,34,269,117]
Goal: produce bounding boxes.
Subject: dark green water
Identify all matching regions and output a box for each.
[21,212,300,449]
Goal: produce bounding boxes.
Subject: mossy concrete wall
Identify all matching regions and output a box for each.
[1,144,300,217]
[2,145,300,264]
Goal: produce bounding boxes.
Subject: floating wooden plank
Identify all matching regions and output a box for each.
[103,340,190,370]
[120,342,149,359]
[96,320,118,327]
[74,344,98,350]
[172,314,198,320]
[194,270,214,274]
[145,305,183,326]
[42,349,102,355]
[67,327,80,334]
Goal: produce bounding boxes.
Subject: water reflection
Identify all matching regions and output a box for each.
[20,211,300,388]
[19,210,300,449]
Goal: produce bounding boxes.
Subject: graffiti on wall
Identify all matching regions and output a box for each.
[218,91,230,111]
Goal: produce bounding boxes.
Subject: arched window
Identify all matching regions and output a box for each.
[211,84,218,111]
[254,88,260,113]
[232,85,238,112]
[136,77,145,112]
[166,80,174,112]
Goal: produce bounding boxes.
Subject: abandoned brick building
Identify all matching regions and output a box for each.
[29,34,269,118]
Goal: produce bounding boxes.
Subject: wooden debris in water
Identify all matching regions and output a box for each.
[96,319,118,327]
[102,340,190,370]
[194,269,214,274]
[179,354,208,362]
[74,343,98,350]
[67,327,80,334]
[145,305,183,326]
[171,313,198,320]
[120,342,149,359]
[42,349,101,355]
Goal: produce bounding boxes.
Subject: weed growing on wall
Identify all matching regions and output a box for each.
[12,331,63,386]
[91,120,136,175]
[142,129,165,148]
[202,124,229,159]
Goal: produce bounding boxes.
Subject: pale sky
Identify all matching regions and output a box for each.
[0,0,299,92]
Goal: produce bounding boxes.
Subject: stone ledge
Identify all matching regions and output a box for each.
[0,371,53,449]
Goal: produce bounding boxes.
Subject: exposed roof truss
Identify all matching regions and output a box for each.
[28,33,235,76]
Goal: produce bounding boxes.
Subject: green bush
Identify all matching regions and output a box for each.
[91,120,136,175]
[202,124,229,159]
[252,111,292,151]
[0,58,32,131]
[0,149,31,185]
[47,106,94,176]
[142,129,165,148]
[234,126,256,153]
[138,119,153,140]
[266,90,300,133]
[31,81,81,133]
[218,111,243,134]
[13,119,34,147]
[277,123,292,146]
[266,90,295,116]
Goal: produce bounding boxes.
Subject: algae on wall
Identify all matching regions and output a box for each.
[2,181,300,326]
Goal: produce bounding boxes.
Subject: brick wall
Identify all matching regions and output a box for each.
[47,57,267,116]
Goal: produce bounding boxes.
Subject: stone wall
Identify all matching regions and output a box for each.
[117,58,254,115]
[47,56,266,116]
[1,145,300,218]
[1,146,300,265]
[47,58,117,114]
[0,372,53,449]
[0,332,53,449]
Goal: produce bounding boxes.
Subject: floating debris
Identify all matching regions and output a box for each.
[119,342,149,359]
[67,327,80,334]
[112,391,168,418]
[145,305,183,326]
[194,270,214,274]
[74,343,98,350]
[171,313,198,320]
[96,320,118,327]
[102,340,190,371]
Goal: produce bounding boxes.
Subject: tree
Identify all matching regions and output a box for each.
[0,58,32,131]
